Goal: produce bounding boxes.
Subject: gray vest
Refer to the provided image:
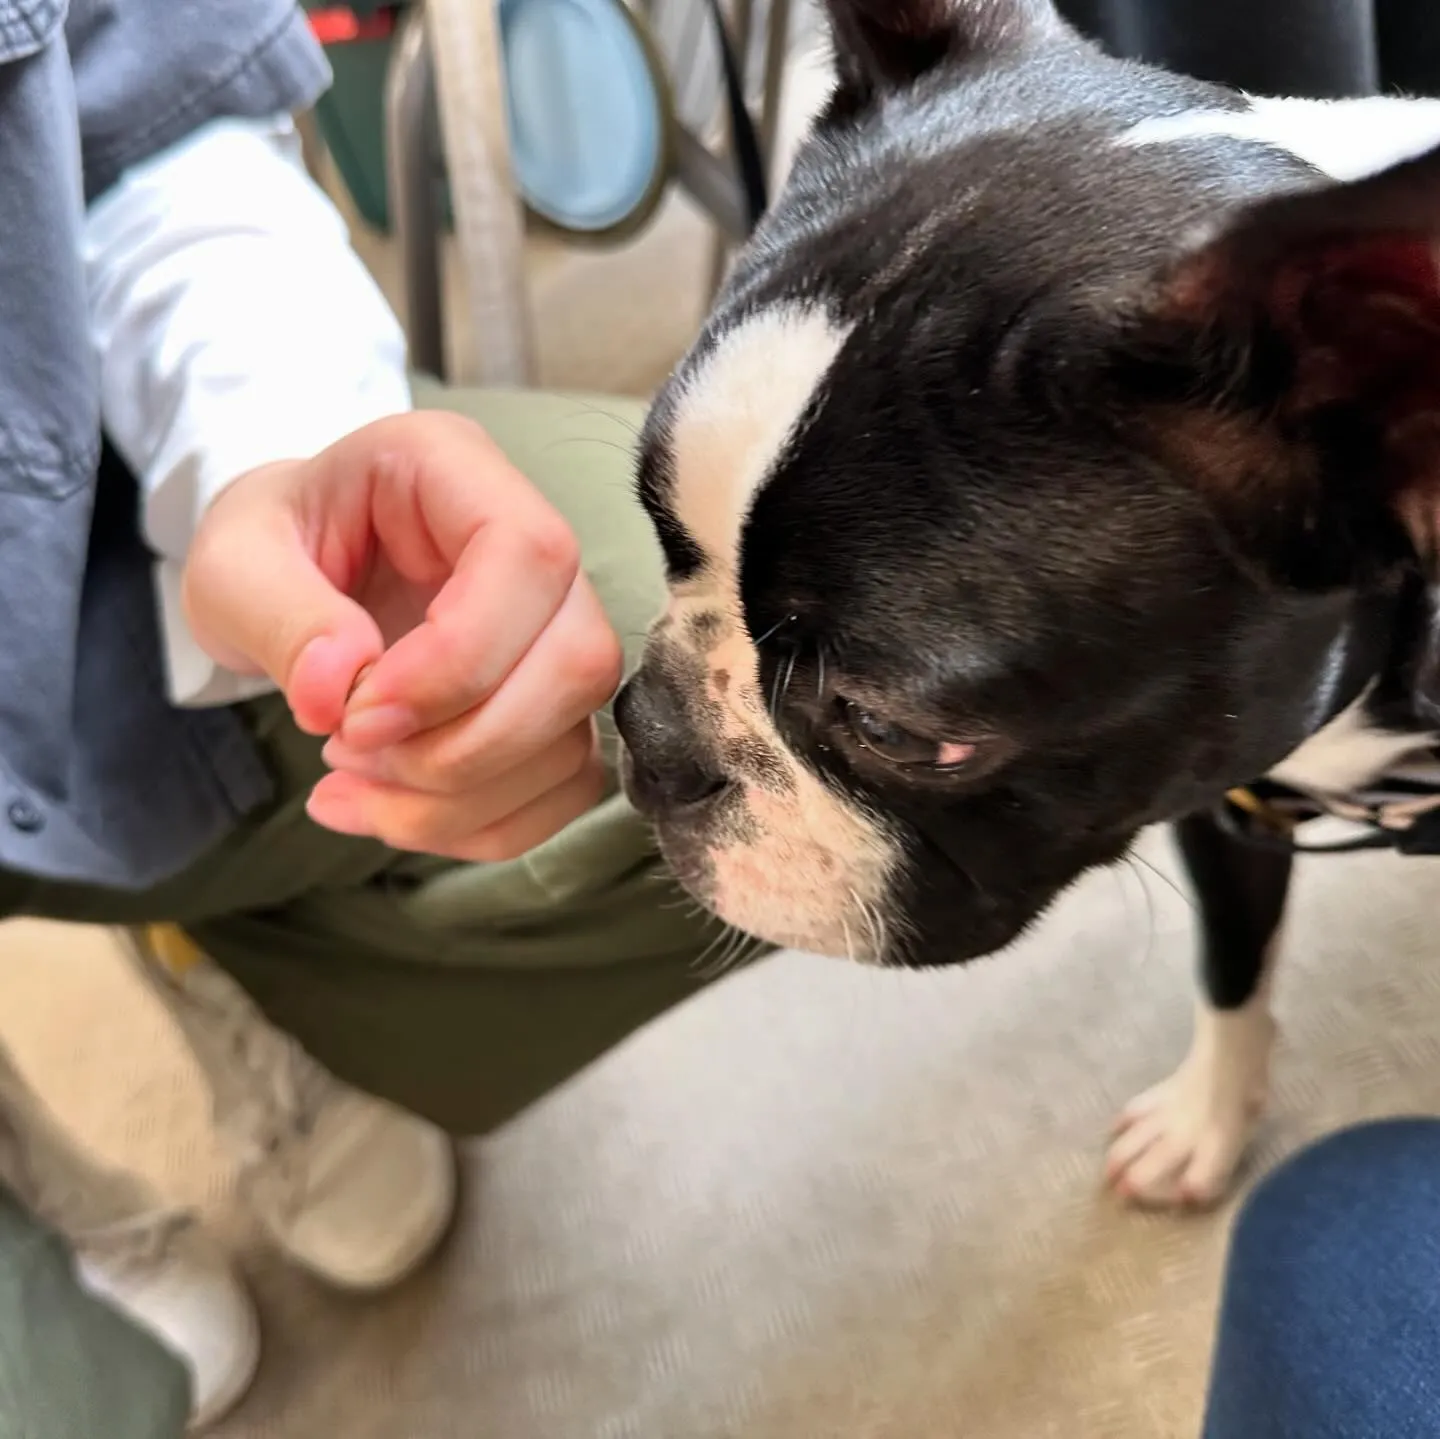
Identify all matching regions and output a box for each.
[0,0,329,887]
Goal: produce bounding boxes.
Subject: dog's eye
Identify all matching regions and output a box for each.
[842,703,975,769]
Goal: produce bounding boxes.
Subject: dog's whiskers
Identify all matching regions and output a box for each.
[559,398,643,442]
[689,905,752,978]
[861,899,888,962]
[1117,855,1159,968]
[847,887,888,962]
[769,647,798,721]
[691,923,732,976]
[753,614,795,648]
[658,893,714,920]
[643,868,720,926]
[1119,846,1192,971]
[693,923,758,981]
[1127,849,1195,914]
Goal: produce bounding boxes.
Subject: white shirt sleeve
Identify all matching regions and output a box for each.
[83,114,414,709]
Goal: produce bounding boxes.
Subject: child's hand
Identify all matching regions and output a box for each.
[182,411,623,861]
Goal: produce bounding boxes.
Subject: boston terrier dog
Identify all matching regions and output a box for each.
[613,0,1440,1208]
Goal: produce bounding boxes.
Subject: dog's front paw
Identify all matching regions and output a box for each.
[1104,1006,1274,1209]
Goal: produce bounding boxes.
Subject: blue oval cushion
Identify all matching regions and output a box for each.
[499,0,668,235]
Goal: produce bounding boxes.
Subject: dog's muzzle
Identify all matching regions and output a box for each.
[613,673,731,818]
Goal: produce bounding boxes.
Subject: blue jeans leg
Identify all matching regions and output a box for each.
[1204,1119,1440,1439]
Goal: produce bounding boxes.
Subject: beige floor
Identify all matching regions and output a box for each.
[6,835,1440,1437]
[8,37,1440,1439]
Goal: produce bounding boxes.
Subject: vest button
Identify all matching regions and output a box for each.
[7,798,44,834]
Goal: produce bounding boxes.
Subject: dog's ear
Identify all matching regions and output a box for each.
[821,0,1066,110]
[1120,141,1440,593]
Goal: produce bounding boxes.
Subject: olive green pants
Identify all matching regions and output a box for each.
[0,385,757,1439]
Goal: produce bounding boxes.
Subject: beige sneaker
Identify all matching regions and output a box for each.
[0,1040,258,1432]
[124,927,457,1290]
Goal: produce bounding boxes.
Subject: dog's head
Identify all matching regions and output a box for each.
[615,0,1440,966]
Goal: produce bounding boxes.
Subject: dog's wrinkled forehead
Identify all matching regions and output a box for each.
[638,83,1312,619]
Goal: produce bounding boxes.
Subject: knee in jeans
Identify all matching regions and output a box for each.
[1232,1119,1440,1272]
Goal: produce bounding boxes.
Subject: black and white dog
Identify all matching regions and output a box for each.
[613,0,1440,1208]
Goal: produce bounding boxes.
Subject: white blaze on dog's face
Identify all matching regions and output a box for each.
[618,303,903,960]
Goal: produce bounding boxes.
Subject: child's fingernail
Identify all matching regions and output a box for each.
[346,662,376,705]
[306,785,368,836]
[341,703,416,750]
[321,737,387,778]
[324,737,365,772]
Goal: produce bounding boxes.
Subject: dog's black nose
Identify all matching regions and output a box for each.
[614,675,729,812]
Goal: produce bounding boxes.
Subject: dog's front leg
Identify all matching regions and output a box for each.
[1106,810,1290,1207]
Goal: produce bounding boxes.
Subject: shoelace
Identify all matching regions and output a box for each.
[132,935,341,1229]
[65,1208,197,1274]
[191,985,330,1226]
